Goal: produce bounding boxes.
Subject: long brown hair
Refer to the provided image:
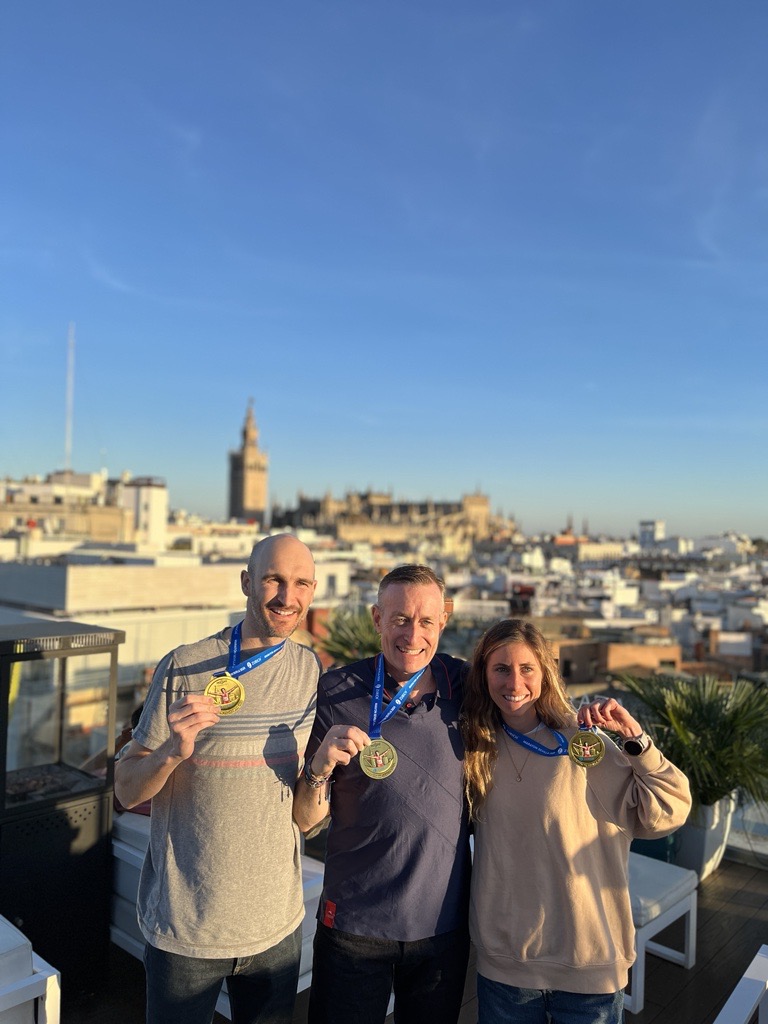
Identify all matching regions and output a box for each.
[462,618,576,819]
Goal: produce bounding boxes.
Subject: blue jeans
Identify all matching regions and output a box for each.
[477,974,624,1024]
[308,922,470,1024]
[143,925,302,1024]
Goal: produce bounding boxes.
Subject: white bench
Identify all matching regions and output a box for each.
[110,812,324,1021]
[712,944,768,1024]
[625,852,698,1015]
[0,915,60,1024]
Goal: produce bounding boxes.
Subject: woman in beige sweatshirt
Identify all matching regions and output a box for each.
[462,619,691,1024]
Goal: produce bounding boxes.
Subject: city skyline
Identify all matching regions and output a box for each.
[2,3,767,538]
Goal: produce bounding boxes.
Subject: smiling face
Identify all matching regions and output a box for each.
[486,641,543,732]
[372,581,447,684]
[241,535,317,645]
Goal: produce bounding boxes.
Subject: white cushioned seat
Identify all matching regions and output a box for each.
[0,915,60,1024]
[629,852,698,927]
[625,852,698,1015]
[112,809,151,847]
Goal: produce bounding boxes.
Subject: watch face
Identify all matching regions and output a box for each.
[624,736,646,756]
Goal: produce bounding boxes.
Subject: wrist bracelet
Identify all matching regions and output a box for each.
[303,757,332,788]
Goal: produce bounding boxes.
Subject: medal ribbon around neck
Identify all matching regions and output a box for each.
[368,653,427,739]
[204,620,286,715]
[358,654,428,780]
[226,620,285,677]
[500,721,569,757]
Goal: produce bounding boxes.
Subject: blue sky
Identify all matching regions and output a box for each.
[2,2,766,539]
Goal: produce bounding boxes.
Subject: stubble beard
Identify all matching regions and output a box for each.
[252,601,304,641]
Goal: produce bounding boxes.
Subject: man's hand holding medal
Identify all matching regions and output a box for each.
[166,692,222,762]
[306,723,371,784]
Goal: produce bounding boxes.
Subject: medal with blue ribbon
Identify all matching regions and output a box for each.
[204,620,285,715]
[568,724,606,767]
[359,654,428,779]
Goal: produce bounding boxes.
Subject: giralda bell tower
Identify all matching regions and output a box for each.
[228,400,269,526]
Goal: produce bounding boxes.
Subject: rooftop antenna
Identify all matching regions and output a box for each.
[65,322,75,473]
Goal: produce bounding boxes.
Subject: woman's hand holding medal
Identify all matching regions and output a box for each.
[570,697,647,767]
[577,698,642,740]
[167,693,221,761]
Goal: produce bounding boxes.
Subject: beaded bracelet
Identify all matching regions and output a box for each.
[303,757,333,789]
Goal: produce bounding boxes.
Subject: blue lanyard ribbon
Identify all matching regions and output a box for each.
[501,721,569,756]
[368,653,428,739]
[214,620,285,679]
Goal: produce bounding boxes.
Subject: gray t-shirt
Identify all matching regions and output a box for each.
[133,629,320,958]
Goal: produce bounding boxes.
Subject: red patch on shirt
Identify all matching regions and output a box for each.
[322,900,337,928]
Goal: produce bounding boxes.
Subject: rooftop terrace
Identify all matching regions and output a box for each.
[62,849,768,1024]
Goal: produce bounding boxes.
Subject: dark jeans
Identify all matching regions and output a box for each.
[143,925,302,1024]
[477,974,625,1024]
[307,922,470,1024]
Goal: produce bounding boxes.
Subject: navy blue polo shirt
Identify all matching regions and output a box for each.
[305,653,471,941]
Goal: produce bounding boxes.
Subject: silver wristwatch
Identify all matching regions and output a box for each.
[623,732,650,756]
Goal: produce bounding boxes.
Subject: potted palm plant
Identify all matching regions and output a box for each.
[619,673,768,879]
[320,605,381,666]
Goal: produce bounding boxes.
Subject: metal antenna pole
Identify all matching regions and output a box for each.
[65,322,75,471]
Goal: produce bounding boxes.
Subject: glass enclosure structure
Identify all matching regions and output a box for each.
[0,622,125,997]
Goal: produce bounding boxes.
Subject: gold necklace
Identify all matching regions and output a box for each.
[503,720,544,783]
[504,737,531,782]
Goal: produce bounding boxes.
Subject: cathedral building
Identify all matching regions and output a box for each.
[228,401,268,526]
[271,488,494,551]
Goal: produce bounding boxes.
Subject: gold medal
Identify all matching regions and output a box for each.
[568,730,606,768]
[359,739,398,780]
[204,673,245,715]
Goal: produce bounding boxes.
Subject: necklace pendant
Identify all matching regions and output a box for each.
[503,730,531,782]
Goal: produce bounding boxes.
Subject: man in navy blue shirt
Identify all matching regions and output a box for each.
[293,564,470,1024]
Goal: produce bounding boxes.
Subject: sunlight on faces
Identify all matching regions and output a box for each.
[241,537,317,643]
[372,582,447,683]
[486,641,542,732]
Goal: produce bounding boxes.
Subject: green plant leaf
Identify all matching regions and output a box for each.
[619,673,768,808]
[320,606,381,666]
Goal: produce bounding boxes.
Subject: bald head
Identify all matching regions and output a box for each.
[241,535,317,644]
[247,534,314,579]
